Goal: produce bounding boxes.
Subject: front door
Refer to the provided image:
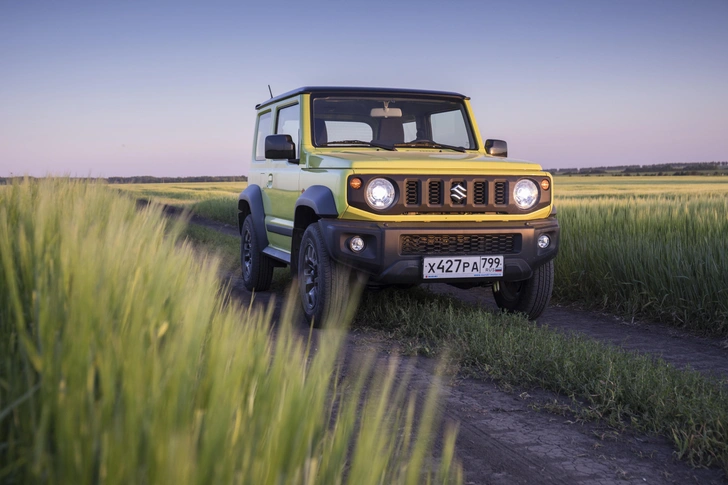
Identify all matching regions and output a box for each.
[263,101,301,253]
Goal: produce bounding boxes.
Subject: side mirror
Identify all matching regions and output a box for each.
[485,139,507,157]
[265,134,297,161]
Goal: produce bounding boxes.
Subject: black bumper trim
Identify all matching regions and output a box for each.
[317,218,559,285]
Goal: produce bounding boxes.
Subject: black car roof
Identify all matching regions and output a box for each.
[255,86,469,109]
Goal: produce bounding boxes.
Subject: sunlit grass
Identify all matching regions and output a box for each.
[114,181,246,206]
[190,196,239,225]
[0,179,460,484]
[554,175,728,198]
[553,176,728,335]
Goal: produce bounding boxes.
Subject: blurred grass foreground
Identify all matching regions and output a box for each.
[0,179,460,484]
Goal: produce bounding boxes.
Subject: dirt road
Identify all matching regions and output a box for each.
[190,212,727,484]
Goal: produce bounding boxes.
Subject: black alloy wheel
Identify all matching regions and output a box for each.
[241,215,274,291]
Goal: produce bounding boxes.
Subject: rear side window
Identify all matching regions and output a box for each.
[276,104,300,158]
[255,111,272,161]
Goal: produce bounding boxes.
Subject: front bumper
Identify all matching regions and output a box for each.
[317,217,559,285]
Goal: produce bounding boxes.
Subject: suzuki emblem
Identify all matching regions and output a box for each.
[451,182,467,202]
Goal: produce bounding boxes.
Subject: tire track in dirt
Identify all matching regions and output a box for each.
[429,284,728,382]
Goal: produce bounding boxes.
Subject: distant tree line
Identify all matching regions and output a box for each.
[0,175,248,185]
[105,175,248,184]
[550,161,728,176]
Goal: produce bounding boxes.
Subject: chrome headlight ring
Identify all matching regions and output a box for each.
[513,179,539,210]
[365,178,396,210]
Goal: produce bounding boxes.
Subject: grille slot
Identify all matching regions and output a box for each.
[473,181,486,205]
[428,180,442,205]
[405,180,419,205]
[494,182,507,205]
[401,234,518,255]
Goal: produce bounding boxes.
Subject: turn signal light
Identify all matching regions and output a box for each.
[540,179,550,191]
[350,177,362,190]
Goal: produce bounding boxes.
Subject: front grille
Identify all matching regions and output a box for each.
[428,180,442,205]
[346,174,550,215]
[401,234,518,255]
[405,180,419,205]
[494,182,507,205]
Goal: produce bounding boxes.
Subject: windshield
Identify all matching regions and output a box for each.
[311,94,477,150]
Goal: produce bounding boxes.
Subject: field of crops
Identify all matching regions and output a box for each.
[0,180,459,483]
[555,176,728,335]
[112,181,245,206]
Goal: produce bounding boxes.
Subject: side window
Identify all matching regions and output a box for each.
[276,104,300,158]
[431,109,469,148]
[255,111,272,161]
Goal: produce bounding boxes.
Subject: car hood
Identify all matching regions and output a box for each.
[308,150,544,172]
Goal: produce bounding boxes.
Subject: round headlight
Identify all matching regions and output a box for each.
[513,179,539,210]
[365,178,396,210]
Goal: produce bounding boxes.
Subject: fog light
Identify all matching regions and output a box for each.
[538,234,550,249]
[349,236,365,252]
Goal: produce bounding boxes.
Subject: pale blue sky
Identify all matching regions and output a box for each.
[1,0,727,177]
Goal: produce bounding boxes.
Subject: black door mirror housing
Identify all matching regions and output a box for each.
[485,139,508,157]
[265,134,297,162]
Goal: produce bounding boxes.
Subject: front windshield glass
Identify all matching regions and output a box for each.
[311,95,476,150]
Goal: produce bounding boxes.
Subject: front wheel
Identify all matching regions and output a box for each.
[298,224,355,328]
[492,260,554,320]
[241,215,274,291]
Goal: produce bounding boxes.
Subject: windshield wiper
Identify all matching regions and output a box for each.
[397,141,466,153]
[320,140,397,151]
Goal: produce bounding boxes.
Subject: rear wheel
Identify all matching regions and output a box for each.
[298,224,355,328]
[241,215,274,291]
[492,260,554,320]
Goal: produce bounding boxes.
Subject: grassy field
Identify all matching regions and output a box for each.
[115,182,245,224]
[555,176,728,335]
[0,179,460,484]
[554,175,728,198]
[112,181,246,206]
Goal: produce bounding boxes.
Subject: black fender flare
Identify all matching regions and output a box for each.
[294,185,338,218]
[290,186,339,273]
[238,185,268,250]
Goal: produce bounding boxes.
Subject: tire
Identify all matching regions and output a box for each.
[492,260,554,320]
[241,215,274,292]
[298,224,357,328]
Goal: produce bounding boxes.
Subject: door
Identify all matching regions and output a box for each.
[263,102,301,252]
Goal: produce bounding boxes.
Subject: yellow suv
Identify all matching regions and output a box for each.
[239,87,559,325]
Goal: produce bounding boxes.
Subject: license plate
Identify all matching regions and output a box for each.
[422,255,504,279]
